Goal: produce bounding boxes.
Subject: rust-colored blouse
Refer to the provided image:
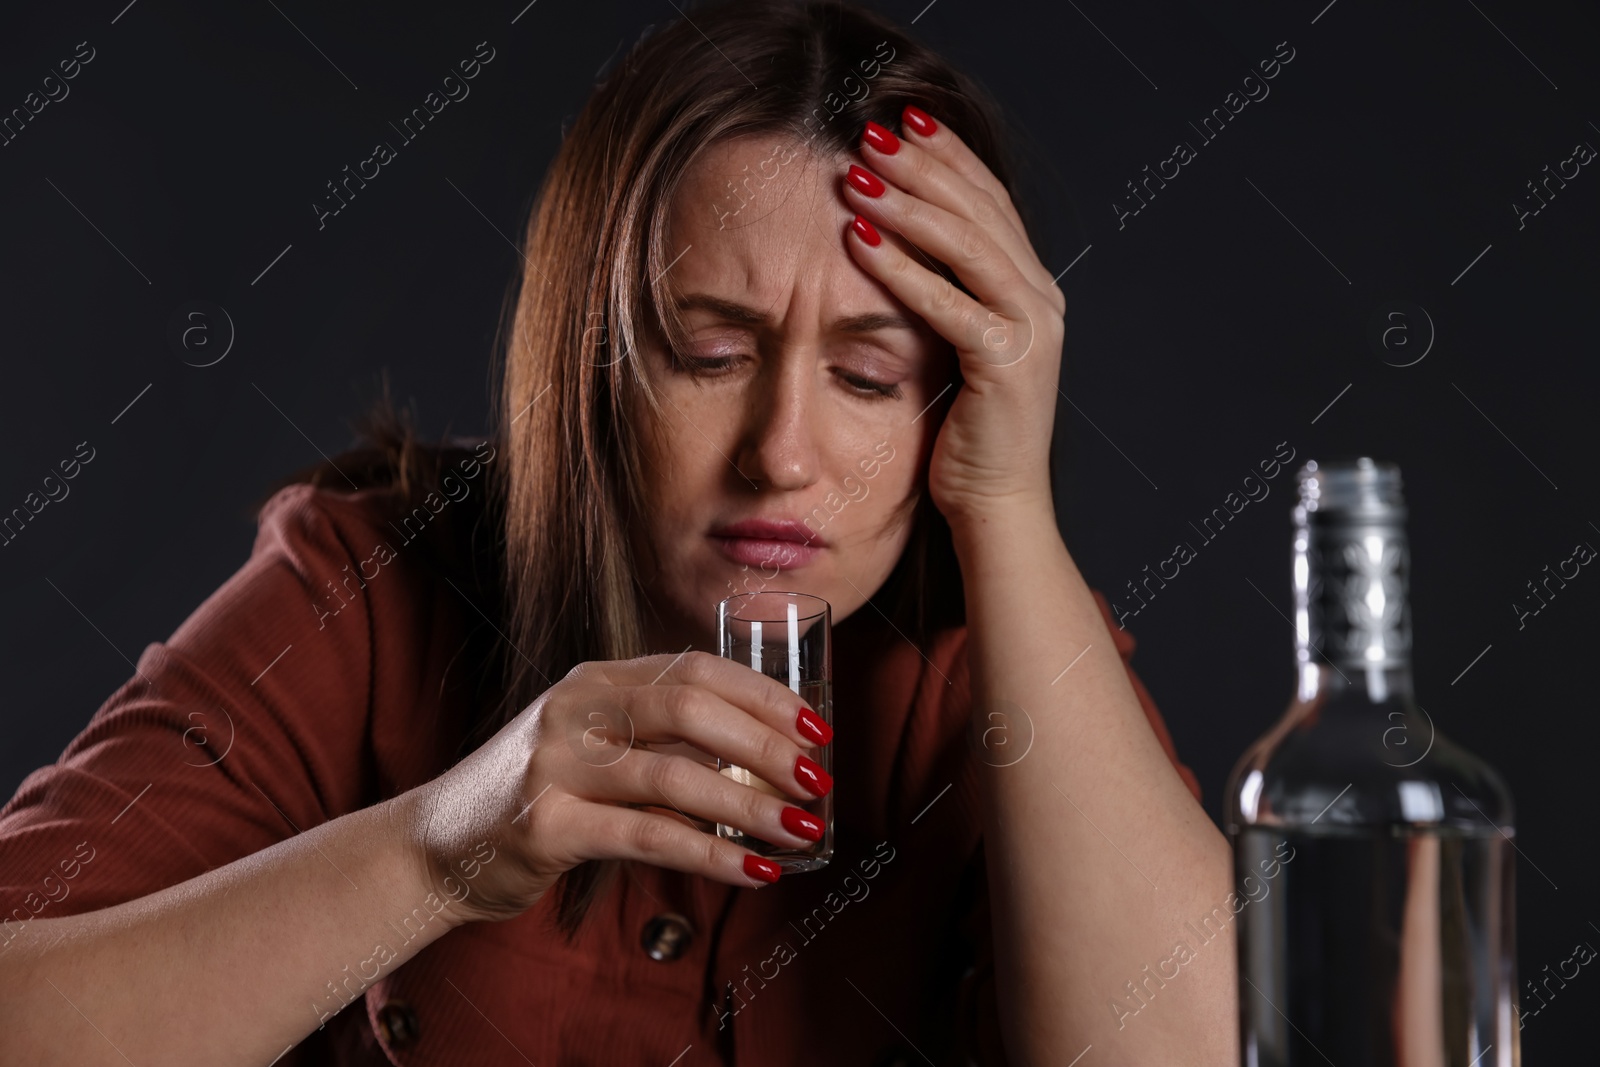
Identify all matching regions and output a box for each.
[0,472,1198,1066]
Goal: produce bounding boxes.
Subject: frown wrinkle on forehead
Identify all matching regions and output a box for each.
[665,134,907,343]
[672,292,920,339]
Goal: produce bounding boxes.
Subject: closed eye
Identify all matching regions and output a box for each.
[672,353,903,401]
[836,370,903,400]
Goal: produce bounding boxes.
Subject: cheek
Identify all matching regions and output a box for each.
[635,386,723,498]
[640,356,746,476]
[843,450,921,542]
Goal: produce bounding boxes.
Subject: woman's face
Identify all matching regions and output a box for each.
[629,132,955,650]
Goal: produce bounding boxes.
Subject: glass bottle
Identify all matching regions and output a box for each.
[1225,457,1519,1066]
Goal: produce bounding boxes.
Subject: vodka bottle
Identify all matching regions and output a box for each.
[1226,458,1518,1066]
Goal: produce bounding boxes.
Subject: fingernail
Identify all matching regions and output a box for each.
[862,120,900,155]
[794,754,833,796]
[781,806,825,842]
[902,105,937,137]
[743,854,781,883]
[850,214,881,247]
[797,705,833,746]
[846,164,885,198]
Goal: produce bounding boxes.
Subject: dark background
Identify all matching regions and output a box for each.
[2,0,1594,1058]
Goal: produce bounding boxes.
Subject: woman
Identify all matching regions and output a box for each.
[0,1,1235,1063]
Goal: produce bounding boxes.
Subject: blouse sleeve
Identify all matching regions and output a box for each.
[0,483,390,937]
[951,588,1200,1064]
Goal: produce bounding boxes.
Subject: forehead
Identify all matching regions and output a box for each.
[666,133,875,315]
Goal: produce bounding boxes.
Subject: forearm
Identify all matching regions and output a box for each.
[950,501,1235,1065]
[0,790,461,1066]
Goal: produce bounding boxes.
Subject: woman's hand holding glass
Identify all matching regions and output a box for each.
[409,650,834,925]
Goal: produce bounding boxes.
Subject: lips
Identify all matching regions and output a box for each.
[708,518,824,569]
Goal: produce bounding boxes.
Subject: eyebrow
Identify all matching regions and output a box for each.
[674,292,919,335]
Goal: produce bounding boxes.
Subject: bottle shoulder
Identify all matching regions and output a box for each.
[1224,691,1514,835]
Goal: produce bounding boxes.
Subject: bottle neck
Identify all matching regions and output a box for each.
[1303,661,1415,704]
[1295,511,1415,705]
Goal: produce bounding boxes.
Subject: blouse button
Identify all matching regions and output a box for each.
[376,1000,420,1049]
[641,912,695,961]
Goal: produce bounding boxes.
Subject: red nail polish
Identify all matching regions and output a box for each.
[794,754,833,796]
[797,706,833,746]
[862,120,899,155]
[902,105,937,138]
[850,214,881,247]
[781,806,825,842]
[743,854,781,883]
[846,164,885,198]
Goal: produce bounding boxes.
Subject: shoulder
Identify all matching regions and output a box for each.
[251,437,500,558]
[0,441,502,922]
[241,438,502,616]
[251,481,396,570]
[237,440,505,726]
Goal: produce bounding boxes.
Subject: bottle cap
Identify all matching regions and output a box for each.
[1296,456,1405,519]
[1292,457,1411,671]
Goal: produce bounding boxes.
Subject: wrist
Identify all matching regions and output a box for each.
[945,489,1058,550]
[383,784,478,932]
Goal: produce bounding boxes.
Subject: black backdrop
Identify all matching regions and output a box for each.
[1,0,1594,1059]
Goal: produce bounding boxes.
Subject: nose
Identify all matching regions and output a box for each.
[733,350,820,493]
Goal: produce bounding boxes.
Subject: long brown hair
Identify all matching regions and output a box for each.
[283,0,1033,938]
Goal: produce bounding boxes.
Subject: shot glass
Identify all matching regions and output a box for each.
[715,591,833,873]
